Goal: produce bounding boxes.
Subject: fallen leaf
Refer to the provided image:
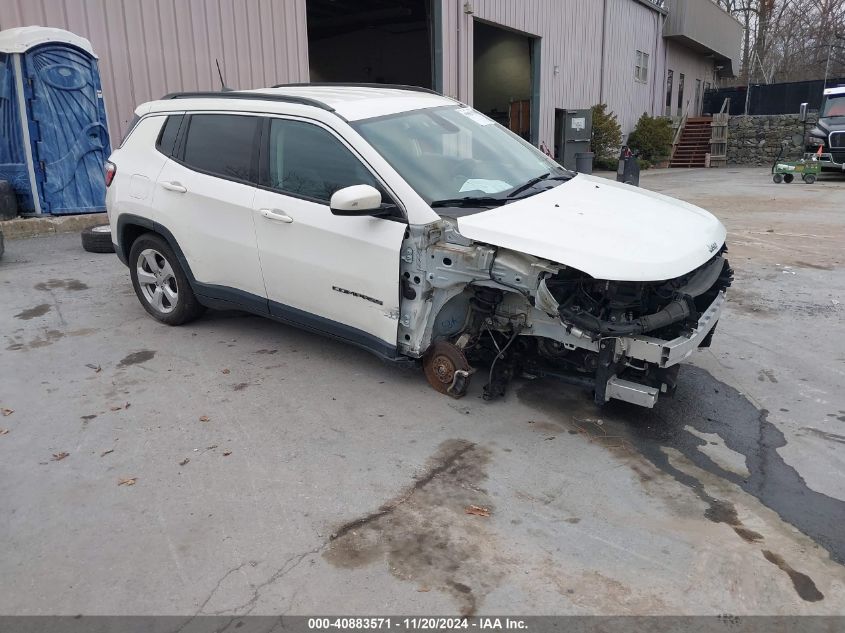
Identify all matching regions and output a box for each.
[124,402,131,409]
[85,363,102,373]
[199,415,210,422]
[1,408,13,417]
[545,436,556,441]
[221,368,230,374]
[465,505,491,518]
[51,452,70,461]
[118,477,137,486]
[0,428,9,436]
[179,457,190,466]
[417,587,431,593]
[223,451,232,457]
[110,405,123,411]
[100,449,114,457]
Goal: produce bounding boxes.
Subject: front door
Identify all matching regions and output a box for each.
[23,44,110,214]
[252,117,406,356]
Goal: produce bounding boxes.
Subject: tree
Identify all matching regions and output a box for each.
[627,113,674,167]
[590,104,623,169]
[712,0,845,84]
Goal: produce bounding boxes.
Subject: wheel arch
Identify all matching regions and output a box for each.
[115,214,195,284]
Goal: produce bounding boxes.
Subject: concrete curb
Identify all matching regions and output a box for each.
[0,213,108,240]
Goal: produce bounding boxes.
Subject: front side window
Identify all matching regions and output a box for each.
[266,119,381,202]
[354,106,566,209]
[181,114,258,182]
[821,94,845,117]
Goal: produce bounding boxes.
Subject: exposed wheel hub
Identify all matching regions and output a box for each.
[423,341,471,398]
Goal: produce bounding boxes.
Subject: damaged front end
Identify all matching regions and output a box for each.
[399,219,732,408]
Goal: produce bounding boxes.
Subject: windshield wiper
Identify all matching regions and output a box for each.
[430,196,509,208]
[507,172,572,198]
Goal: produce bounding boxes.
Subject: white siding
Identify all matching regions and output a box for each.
[441,0,605,148]
[664,40,716,117]
[0,0,310,140]
[602,0,666,137]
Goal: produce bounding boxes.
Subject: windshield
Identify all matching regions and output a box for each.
[821,94,845,118]
[353,106,571,207]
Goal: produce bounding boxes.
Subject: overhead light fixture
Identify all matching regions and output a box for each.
[463,2,474,14]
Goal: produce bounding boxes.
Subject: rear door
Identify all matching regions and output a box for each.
[252,117,406,355]
[23,44,110,214]
[152,112,266,310]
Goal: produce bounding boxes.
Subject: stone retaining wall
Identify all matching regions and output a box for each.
[727,113,818,166]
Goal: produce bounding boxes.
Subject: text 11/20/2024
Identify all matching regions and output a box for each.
[308,618,528,630]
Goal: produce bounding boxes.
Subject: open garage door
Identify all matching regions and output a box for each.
[473,21,537,143]
[307,0,434,89]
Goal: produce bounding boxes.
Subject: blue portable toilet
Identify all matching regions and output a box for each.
[0,26,111,215]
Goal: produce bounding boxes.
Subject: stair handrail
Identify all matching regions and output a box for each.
[671,98,693,160]
[719,97,731,114]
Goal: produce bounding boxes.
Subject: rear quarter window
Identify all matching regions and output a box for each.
[155,114,184,156]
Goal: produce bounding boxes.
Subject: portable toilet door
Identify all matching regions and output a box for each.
[0,50,34,213]
[0,26,111,215]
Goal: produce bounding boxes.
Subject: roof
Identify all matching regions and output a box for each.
[824,86,845,96]
[243,85,455,121]
[0,26,96,57]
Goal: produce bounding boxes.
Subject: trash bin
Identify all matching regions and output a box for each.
[575,151,594,174]
[616,146,640,186]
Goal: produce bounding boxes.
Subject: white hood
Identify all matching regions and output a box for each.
[456,174,727,281]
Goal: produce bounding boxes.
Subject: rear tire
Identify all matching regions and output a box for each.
[773,173,783,183]
[81,225,115,253]
[783,173,794,184]
[803,174,816,184]
[128,233,205,325]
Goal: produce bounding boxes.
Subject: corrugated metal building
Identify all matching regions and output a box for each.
[0,0,741,152]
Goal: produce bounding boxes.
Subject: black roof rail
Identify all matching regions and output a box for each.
[159,91,335,112]
[271,82,442,96]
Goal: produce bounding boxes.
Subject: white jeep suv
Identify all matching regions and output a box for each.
[106,84,731,408]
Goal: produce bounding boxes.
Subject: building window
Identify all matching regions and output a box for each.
[677,73,685,117]
[635,50,649,83]
[694,79,702,116]
[665,70,674,116]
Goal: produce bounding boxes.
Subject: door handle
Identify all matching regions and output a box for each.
[260,208,293,223]
[161,181,187,193]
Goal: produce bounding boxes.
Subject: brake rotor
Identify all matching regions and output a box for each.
[423,341,471,398]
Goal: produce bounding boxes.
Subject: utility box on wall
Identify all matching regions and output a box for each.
[0,26,110,216]
[559,108,592,172]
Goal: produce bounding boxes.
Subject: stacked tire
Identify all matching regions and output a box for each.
[81,225,115,253]
[0,180,17,221]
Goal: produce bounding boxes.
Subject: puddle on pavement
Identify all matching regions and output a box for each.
[518,365,845,601]
[324,439,503,615]
[117,350,156,367]
[14,304,51,320]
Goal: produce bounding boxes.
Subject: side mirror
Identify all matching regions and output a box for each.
[330,184,382,216]
[799,102,808,123]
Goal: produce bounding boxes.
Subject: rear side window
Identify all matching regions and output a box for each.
[181,114,258,183]
[155,114,183,156]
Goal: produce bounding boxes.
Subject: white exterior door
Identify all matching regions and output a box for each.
[152,113,266,302]
[252,117,406,353]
